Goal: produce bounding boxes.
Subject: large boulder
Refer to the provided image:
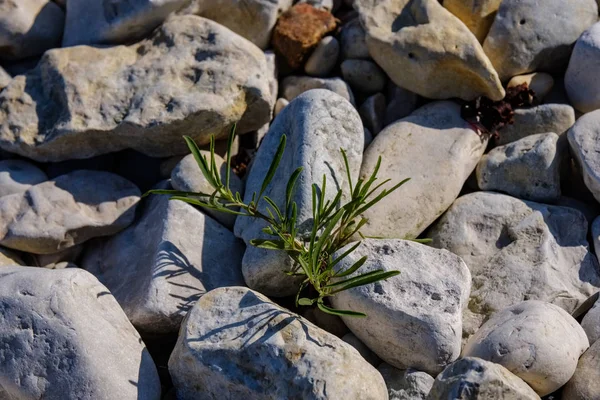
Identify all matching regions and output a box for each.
[0,159,48,198]
[443,0,502,42]
[566,22,600,113]
[0,15,273,162]
[429,191,600,336]
[234,89,363,297]
[168,286,388,399]
[330,239,471,375]
[568,109,600,203]
[360,101,487,240]
[0,170,140,254]
[82,193,245,334]
[563,339,600,400]
[0,266,161,400]
[355,0,504,100]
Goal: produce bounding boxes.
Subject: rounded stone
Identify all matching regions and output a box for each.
[0,159,47,198]
[341,59,387,94]
[565,22,600,113]
[305,36,340,77]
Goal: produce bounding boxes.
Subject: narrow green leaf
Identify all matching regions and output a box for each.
[249,239,287,250]
[183,136,219,189]
[329,270,400,294]
[298,298,314,306]
[225,123,236,190]
[334,255,368,278]
[341,148,353,194]
[258,134,287,200]
[144,189,211,198]
[330,241,361,268]
[312,209,344,270]
[317,302,366,318]
[411,238,433,244]
[263,196,284,222]
[286,167,303,212]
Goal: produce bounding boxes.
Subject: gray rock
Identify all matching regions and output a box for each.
[171,152,244,230]
[330,239,471,375]
[83,193,245,334]
[281,75,355,105]
[0,67,11,90]
[495,104,575,146]
[0,266,161,400]
[364,126,374,149]
[342,333,381,366]
[428,357,540,400]
[0,159,47,198]
[0,0,64,61]
[35,244,83,269]
[429,191,600,337]
[305,36,340,77]
[378,363,434,400]
[566,22,600,113]
[0,170,140,254]
[360,101,487,240]
[340,18,370,60]
[341,59,386,94]
[477,132,563,202]
[300,307,349,338]
[168,286,388,400]
[180,0,293,49]
[568,109,600,203]
[63,0,188,47]
[483,0,598,81]
[384,84,418,126]
[359,93,385,135]
[0,15,273,162]
[563,339,600,400]
[234,89,363,297]
[463,300,589,396]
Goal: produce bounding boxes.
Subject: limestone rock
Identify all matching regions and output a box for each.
[304,36,339,76]
[568,110,600,203]
[359,93,385,135]
[378,363,434,400]
[340,18,369,60]
[83,193,245,334]
[483,0,598,81]
[563,339,600,400]
[565,22,600,113]
[0,160,48,198]
[443,0,502,42]
[234,89,363,297]
[342,333,381,366]
[507,72,554,103]
[0,170,140,254]
[168,286,388,400]
[428,357,540,400]
[463,300,589,396]
[0,266,161,400]
[0,67,11,90]
[63,0,188,47]
[281,75,355,105]
[330,239,471,375]
[0,0,64,60]
[341,59,387,94]
[0,15,273,162]
[384,84,418,126]
[355,0,504,100]
[429,191,600,336]
[274,97,289,116]
[360,101,487,240]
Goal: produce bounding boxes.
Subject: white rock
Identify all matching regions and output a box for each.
[568,109,600,203]
[0,266,161,400]
[305,36,340,77]
[342,333,381,366]
[0,170,140,254]
[429,191,600,336]
[566,22,600,113]
[340,18,370,60]
[298,0,337,12]
[563,339,600,400]
[384,84,418,126]
[443,0,502,42]
[378,363,434,400]
[0,0,64,60]
[0,67,11,90]
[168,286,389,399]
[83,193,245,334]
[507,72,554,102]
[483,0,598,81]
[234,89,363,297]
[341,59,387,94]
[0,159,47,198]
[0,15,273,162]
[428,357,541,400]
[359,93,386,135]
[360,101,487,240]
[330,239,471,375]
[581,281,600,344]
[281,75,355,105]
[477,132,563,202]
[274,97,289,116]
[463,300,589,396]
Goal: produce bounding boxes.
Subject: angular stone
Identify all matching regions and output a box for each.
[0,266,161,400]
[568,110,600,203]
[0,67,11,90]
[378,364,434,400]
[443,0,502,42]
[563,339,600,400]
[355,0,504,100]
[341,59,387,94]
[360,101,486,240]
[330,239,471,375]
[63,0,188,47]
[0,170,140,254]
[566,22,600,113]
[82,193,245,334]
[0,0,64,60]
[429,191,600,336]
[483,0,598,81]
[234,89,363,297]
[168,286,388,399]
[0,160,48,198]
[507,72,554,103]
[428,357,540,400]
[281,75,355,105]
[0,15,273,162]
[304,36,339,77]
[463,300,589,396]
[340,18,369,60]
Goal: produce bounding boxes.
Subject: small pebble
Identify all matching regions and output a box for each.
[341,59,387,94]
[508,72,554,102]
[359,93,386,135]
[274,98,289,116]
[305,36,340,77]
[340,18,370,60]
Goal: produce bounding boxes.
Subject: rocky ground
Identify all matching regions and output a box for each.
[1,0,600,399]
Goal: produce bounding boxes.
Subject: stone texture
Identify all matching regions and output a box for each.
[180,0,293,49]
[378,363,434,400]
[234,89,363,297]
[0,170,140,254]
[0,67,11,90]
[443,0,502,42]
[341,59,386,94]
[271,4,337,69]
[330,239,471,375]
[0,160,48,198]
[563,339,600,400]
[565,22,600,113]
[360,101,487,240]
[281,75,355,105]
[507,72,554,103]
[355,0,504,100]
[477,132,563,202]
[0,15,273,162]
[83,193,245,334]
[483,0,598,81]
[168,286,388,400]
[428,357,540,400]
[340,18,369,60]
[63,0,188,47]
[359,93,385,135]
[304,36,339,76]
[568,109,600,203]
[429,191,600,337]
[463,300,589,396]
[342,333,381,366]
[0,0,65,60]
[0,266,161,400]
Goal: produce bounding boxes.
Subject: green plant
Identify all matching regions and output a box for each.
[147,126,410,317]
